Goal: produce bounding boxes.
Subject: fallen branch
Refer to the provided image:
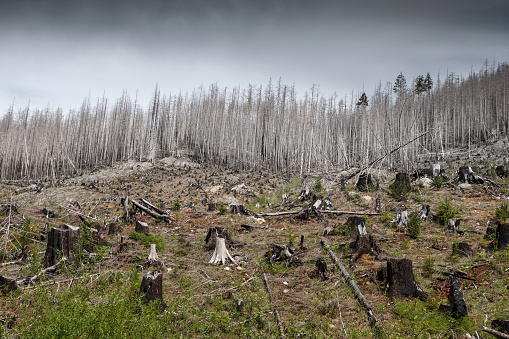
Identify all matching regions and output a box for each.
[318,210,382,216]
[262,273,286,339]
[321,237,379,326]
[17,257,67,286]
[131,199,172,222]
[140,198,166,215]
[480,325,509,339]
[344,131,430,181]
[254,210,301,217]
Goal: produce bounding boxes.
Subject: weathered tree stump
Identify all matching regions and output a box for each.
[439,275,467,317]
[108,222,121,235]
[347,217,379,267]
[135,220,149,234]
[265,244,300,266]
[496,165,508,178]
[41,208,55,218]
[229,204,248,215]
[298,189,315,201]
[446,219,461,233]
[204,227,231,250]
[495,223,509,250]
[390,173,411,192]
[207,202,218,211]
[453,242,474,257]
[209,237,237,265]
[419,205,433,220]
[387,259,428,301]
[0,276,18,294]
[43,224,79,267]
[392,210,408,228]
[356,173,375,192]
[316,258,329,281]
[139,270,166,311]
[147,244,161,266]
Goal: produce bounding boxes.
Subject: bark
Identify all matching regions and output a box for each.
[140,198,165,215]
[495,223,509,250]
[439,275,467,317]
[135,220,149,234]
[480,326,509,339]
[387,259,428,301]
[316,258,329,281]
[139,270,166,311]
[209,237,237,265]
[348,217,380,267]
[43,225,79,267]
[107,222,121,235]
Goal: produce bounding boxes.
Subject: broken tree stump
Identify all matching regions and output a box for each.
[387,259,428,301]
[209,237,237,265]
[495,223,509,251]
[265,244,300,266]
[0,276,18,294]
[43,224,79,267]
[439,275,467,317]
[453,242,474,258]
[491,319,509,335]
[138,270,166,311]
[356,173,375,192]
[135,220,149,234]
[346,217,379,267]
[228,204,248,215]
[204,227,231,250]
[390,173,411,193]
[316,258,329,281]
[419,205,433,220]
[147,244,161,266]
[108,222,121,235]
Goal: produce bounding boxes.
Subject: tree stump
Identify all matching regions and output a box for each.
[41,208,55,218]
[392,210,408,228]
[209,237,237,265]
[135,220,149,234]
[108,222,121,235]
[496,165,508,178]
[265,244,300,266]
[387,259,428,301]
[43,225,79,267]
[391,173,411,191]
[356,173,374,192]
[495,223,509,250]
[347,217,379,267]
[0,276,18,294]
[316,258,329,281]
[147,244,161,266]
[139,270,166,311]
[204,227,231,250]
[419,205,433,220]
[439,275,467,317]
[453,242,473,258]
[229,204,248,215]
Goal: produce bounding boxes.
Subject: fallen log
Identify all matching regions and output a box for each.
[131,199,172,223]
[262,273,286,339]
[140,198,165,215]
[320,237,379,326]
[480,326,509,339]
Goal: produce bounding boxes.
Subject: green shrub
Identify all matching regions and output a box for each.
[407,213,422,239]
[129,232,166,251]
[435,199,459,225]
[431,176,444,189]
[495,202,509,223]
[381,213,394,227]
[422,257,435,278]
[173,200,181,211]
[218,202,228,215]
[313,177,323,192]
[388,184,410,202]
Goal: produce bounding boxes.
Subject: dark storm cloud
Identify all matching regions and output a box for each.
[1,0,508,111]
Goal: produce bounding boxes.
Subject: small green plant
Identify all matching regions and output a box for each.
[435,198,459,225]
[406,213,422,239]
[388,184,410,202]
[313,177,323,192]
[381,213,393,227]
[422,257,435,278]
[129,232,166,251]
[173,200,181,211]
[495,202,509,223]
[431,176,444,189]
[218,202,228,215]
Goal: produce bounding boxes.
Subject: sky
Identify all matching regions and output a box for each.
[1,0,508,113]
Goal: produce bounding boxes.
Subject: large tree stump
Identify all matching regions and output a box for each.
[492,319,509,335]
[419,205,433,220]
[209,237,237,265]
[391,173,411,191]
[0,276,18,294]
[228,204,248,215]
[356,173,375,192]
[204,227,231,250]
[495,223,509,250]
[316,258,329,281]
[135,220,149,234]
[139,270,166,311]
[387,259,427,301]
[43,225,79,267]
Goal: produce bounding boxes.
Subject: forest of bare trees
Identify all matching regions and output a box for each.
[0,61,507,181]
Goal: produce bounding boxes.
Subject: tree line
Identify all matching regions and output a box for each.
[0,61,507,181]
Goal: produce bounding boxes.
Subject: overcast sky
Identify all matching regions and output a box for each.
[1,0,508,113]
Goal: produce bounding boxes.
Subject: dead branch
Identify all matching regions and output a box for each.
[321,237,378,326]
[480,326,509,339]
[318,210,382,216]
[262,273,286,339]
[140,198,165,215]
[17,257,67,286]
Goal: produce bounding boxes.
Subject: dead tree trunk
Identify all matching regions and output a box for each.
[139,270,166,311]
[387,259,427,301]
[131,199,172,222]
[43,225,79,267]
